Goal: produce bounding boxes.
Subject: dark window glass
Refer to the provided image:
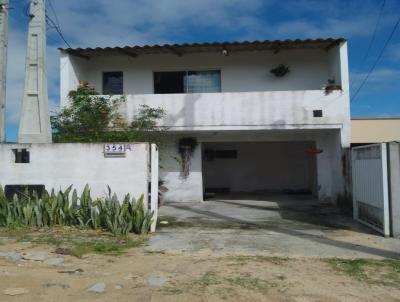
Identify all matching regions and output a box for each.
[313,110,323,117]
[103,72,123,94]
[154,70,221,94]
[154,71,185,94]
[12,149,30,163]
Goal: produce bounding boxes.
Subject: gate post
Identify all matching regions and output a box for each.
[150,144,159,233]
[381,143,390,236]
[388,142,400,237]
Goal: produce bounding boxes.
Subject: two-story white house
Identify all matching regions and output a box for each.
[59,38,350,203]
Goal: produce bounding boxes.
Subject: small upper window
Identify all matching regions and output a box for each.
[103,72,123,94]
[13,149,30,163]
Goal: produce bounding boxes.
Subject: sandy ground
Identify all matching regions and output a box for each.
[1,196,399,301]
[1,240,400,302]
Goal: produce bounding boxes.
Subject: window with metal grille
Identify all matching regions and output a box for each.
[12,149,30,163]
[103,71,123,94]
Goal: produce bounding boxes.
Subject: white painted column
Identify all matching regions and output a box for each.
[19,0,52,143]
[0,0,8,142]
[316,131,344,203]
[150,143,159,232]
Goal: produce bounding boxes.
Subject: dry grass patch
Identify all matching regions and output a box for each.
[327,258,400,288]
[0,226,147,257]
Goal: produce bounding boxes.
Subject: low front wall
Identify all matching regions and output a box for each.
[0,143,149,202]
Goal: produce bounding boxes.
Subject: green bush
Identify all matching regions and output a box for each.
[0,185,153,236]
[51,82,166,143]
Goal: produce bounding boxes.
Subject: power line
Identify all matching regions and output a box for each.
[350,0,386,93]
[46,14,72,48]
[47,0,60,28]
[351,15,400,102]
[361,0,386,64]
[22,0,72,48]
[45,0,72,48]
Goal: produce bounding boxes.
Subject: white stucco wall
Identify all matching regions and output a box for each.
[0,143,149,201]
[315,130,344,202]
[58,43,350,204]
[160,138,203,203]
[60,52,89,105]
[63,48,331,99]
[123,89,349,145]
[60,43,350,147]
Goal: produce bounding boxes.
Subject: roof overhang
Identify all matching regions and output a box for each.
[59,38,346,60]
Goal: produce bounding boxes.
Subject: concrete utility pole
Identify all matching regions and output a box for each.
[0,0,8,143]
[19,0,52,143]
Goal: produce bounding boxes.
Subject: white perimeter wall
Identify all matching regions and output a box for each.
[0,143,149,202]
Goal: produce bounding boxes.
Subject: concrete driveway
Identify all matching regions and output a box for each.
[146,194,400,259]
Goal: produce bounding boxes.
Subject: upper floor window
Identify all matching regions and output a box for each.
[154,70,221,94]
[103,71,123,94]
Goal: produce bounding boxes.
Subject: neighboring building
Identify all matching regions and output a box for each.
[351,117,400,145]
[59,38,351,203]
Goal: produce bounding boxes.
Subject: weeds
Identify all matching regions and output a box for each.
[225,255,289,266]
[226,273,277,291]
[0,226,146,257]
[327,258,400,288]
[162,271,278,296]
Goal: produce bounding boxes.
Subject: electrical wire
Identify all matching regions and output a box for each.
[361,0,386,65]
[350,0,386,92]
[47,0,60,28]
[22,0,72,48]
[351,15,400,102]
[46,14,72,48]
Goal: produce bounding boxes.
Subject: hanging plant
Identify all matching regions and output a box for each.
[325,78,342,95]
[270,64,290,77]
[178,138,198,179]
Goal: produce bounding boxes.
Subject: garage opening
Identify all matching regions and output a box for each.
[202,141,318,198]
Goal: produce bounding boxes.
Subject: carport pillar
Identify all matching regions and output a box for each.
[316,131,344,203]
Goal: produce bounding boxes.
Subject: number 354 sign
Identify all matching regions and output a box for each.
[104,143,126,157]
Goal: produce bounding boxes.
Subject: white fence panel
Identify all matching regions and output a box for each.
[352,143,390,236]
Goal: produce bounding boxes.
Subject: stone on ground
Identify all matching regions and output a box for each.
[46,258,65,266]
[4,288,29,296]
[0,251,22,262]
[22,251,48,261]
[86,282,106,294]
[146,276,168,287]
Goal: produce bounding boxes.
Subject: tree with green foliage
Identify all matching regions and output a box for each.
[51,82,166,143]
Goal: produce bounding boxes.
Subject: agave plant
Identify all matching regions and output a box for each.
[0,185,152,235]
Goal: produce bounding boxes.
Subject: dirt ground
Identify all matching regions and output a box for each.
[1,229,400,302]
